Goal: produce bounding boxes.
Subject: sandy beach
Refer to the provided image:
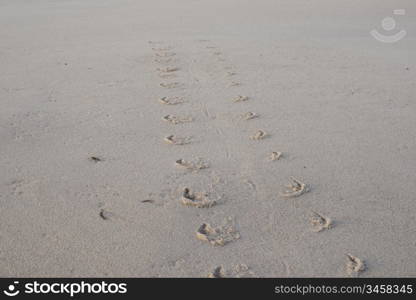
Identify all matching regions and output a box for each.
[0,0,415,277]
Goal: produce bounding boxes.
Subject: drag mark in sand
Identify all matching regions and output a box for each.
[141,199,154,204]
[89,156,104,163]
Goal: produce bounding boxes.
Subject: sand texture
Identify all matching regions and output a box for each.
[0,0,415,277]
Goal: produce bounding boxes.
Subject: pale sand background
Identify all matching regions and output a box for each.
[0,0,415,277]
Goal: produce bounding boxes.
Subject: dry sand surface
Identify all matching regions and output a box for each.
[0,0,415,277]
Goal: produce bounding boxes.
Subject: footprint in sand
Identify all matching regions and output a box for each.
[227,81,241,87]
[280,177,309,198]
[208,266,226,278]
[270,151,283,161]
[162,114,193,125]
[240,112,258,120]
[181,188,217,208]
[250,130,267,140]
[208,264,255,278]
[99,209,114,220]
[9,179,39,197]
[160,82,181,89]
[310,211,332,232]
[159,96,184,105]
[175,158,209,171]
[158,72,177,79]
[154,58,173,64]
[346,254,366,276]
[164,135,191,145]
[231,95,249,103]
[152,47,173,52]
[148,40,165,44]
[157,67,179,73]
[196,218,240,246]
[155,52,176,58]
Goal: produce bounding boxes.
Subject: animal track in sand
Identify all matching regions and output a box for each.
[157,67,179,73]
[155,52,176,57]
[346,254,365,276]
[99,209,114,220]
[160,82,181,89]
[208,264,255,278]
[181,188,216,208]
[208,266,226,278]
[227,81,241,87]
[270,151,282,161]
[226,71,236,77]
[152,47,173,52]
[310,211,332,232]
[250,130,267,140]
[162,114,193,125]
[9,179,39,196]
[232,95,249,103]
[213,51,222,56]
[280,177,309,198]
[241,112,258,120]
[175,158,209,170]
[158,72,177,79]
[148,40,164,44]
[154,58,173,64]
[164,135,191,145]
[159,96,184,105]
[196,218,240,246]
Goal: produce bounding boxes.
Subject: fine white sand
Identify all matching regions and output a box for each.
[0,0,415,277]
